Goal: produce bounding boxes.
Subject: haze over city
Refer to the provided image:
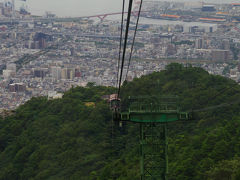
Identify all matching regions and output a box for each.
[14,0,240,17]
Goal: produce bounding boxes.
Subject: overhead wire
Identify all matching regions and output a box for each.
[113,1,240,111]
[112,1,125,171]
[172,85,240,123]
[124,0,143,81]
[114,1,240,116]
[112,1,132,166]
[117,0,134,98]
[188,84,240,113]
[116,0,126,92]
[194,83,238,110]
[191,100,239,113]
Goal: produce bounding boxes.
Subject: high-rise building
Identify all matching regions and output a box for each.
[34,32,51,49]
[61,68,76,80]
[67,68,75,80]
[39,38,47,49]
[61,68,68,80]
[212,49,229,62]
[51,67,61,80]
[9,83,26,92]
[195,38,204,49]
[34,69,46,79]
[34,41,39,49]
[75,68,81,78]
[70,48,75,56]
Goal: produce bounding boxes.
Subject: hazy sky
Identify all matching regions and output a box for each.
[14,0,240,17]
[17,0,122,17]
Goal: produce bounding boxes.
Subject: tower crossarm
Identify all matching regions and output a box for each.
[120,96,189,123]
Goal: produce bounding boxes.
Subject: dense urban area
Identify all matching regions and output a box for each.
[1,1,240,110]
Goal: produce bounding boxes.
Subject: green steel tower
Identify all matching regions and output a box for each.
[118,96,189,180]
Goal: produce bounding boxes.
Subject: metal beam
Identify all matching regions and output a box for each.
[119,96,189,179]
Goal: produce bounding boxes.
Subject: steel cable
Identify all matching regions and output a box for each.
[124,0,143,82]
[117,0,134,98]
[116,0,126,91]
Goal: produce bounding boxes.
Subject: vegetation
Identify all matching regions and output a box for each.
[1,63,240,179]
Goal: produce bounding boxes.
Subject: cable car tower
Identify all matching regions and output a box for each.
[113,0,190,179]
[112,96,189,180]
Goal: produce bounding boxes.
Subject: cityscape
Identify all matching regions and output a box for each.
[1,0,240,110]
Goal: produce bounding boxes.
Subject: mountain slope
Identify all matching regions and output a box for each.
[0,63,240,180]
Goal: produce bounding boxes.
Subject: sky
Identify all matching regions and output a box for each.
[13,0,240,17]
[17,0,123,17]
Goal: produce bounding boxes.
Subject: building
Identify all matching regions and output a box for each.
[75,68,81,77]
[195,38,204,49]
[70,48,75,56]
[3,70,14,79]
[212,49,230,62]
[61,68,68,79]
[34,69,46,78]
[232,3,240,7]
[51,67,62,80]
[39,38,47,49]
[198,18,226,23]
[67,68,75,80]
[222,39,230,50]
[48,91,63,100]
[9,83,26,93]
[2,7,12,17]
[6,63,16,73]
[61,68,76,80]
[166,44,177,56]
[183,24,217,33]
[202,5,216,12]
[159,14,181,20]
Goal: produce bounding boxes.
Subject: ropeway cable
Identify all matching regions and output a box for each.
[116,0,126,92]
[124,0,143,82]
[117,0,134,98]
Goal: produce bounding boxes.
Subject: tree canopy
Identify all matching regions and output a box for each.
[1,64,240,179]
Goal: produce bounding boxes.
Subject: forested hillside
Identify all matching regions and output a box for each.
[1,64,240,180]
